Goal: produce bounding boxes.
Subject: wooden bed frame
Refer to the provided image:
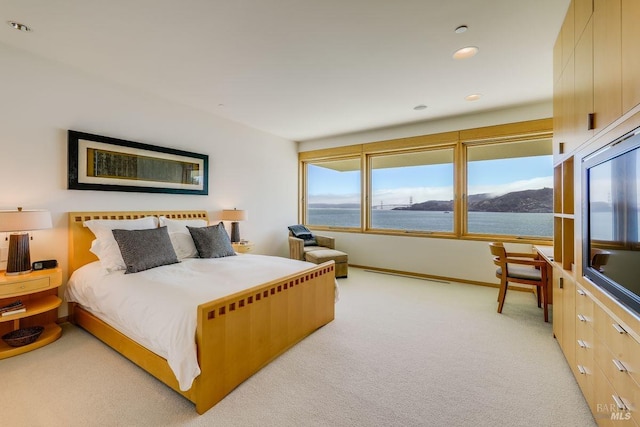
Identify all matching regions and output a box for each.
[67,211,336,414]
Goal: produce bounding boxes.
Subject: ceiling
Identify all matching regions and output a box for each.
[0,0,569,142]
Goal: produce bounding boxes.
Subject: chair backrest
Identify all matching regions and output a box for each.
[489,242,506,267]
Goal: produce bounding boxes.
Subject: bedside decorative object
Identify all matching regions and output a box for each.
[0,208,52,275]
[2,325,44,347]
[221,209,247,243]
[231,241,254,254]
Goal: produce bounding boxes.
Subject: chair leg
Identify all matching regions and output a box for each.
[541,283,548,322]
[497,280,508,313]
[536,286,542,308]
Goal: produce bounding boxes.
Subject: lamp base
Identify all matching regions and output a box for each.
[230,222,240,243]
[6,233,32,275]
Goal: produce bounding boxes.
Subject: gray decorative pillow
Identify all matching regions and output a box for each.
[112,226,179,274]
[187,222,236,258]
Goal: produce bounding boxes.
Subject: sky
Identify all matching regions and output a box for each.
[308,155,554,206]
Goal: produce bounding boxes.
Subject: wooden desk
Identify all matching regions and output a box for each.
[534,245,554,305]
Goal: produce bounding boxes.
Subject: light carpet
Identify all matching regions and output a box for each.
[0,267,595,426]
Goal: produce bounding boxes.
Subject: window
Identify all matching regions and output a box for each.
[299,119,553,243]
[305,158,361,228]
[465,139,553,238]
[370,148,454,233]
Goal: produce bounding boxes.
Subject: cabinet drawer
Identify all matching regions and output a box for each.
[0,277,50,296]
[594,364,636,426]
[576,341,595,414]
[576,285,594,325]
[594,337,640,422]
[594,303,640,387]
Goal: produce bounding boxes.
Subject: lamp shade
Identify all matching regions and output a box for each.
[221,209,247,222]
[0,208,52,275]
[0,209,52,232]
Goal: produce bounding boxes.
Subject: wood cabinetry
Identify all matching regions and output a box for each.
[554,0,640,424]
[575,284,596,414]
[0,268,63,359]
[622,0,640,113]
[553,0,640,156]
[553,157,574,273]
[574,16,594,143]
[593,0,622,132]
[589,290,639,424]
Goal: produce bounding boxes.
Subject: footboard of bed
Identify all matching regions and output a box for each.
[192,261,336,414]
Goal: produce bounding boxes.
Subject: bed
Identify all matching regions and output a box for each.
[66,210,336,414]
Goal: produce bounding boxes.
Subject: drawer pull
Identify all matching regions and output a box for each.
[577,340,587,348]
[612,359,627,372]
[577,289,586,296]
[612,323,627,334]
[612,395,627,411]
[577,314,587,322]
[577,365,586,375]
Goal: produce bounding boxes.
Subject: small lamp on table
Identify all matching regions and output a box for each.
[0,207,52,275]
[221,209,247,243]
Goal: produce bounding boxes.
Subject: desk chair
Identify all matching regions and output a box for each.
[490,242,549,322]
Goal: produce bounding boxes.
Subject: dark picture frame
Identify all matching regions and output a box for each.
[68,130,208,195]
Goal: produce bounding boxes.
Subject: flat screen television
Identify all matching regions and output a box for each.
[583,126,640,318]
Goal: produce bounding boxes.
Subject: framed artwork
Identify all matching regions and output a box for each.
[68,130,208,195]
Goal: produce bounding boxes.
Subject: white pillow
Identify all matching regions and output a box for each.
[84,216,159,271]
[158,216,208,259]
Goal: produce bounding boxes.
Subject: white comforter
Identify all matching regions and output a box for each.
[65,255,319,391]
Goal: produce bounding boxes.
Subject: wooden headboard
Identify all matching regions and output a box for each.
[68,210,209,275]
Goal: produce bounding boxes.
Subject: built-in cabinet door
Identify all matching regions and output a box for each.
[553,79,565,157]
[562,1,576,73]
[553,266,564,343]
[575,0,594,42]
[574,17,594,149]
[622,0,640,113]
[593,0,622,132]
[553,31,563,86]
[562,272,577,373]
[562,55,577,154]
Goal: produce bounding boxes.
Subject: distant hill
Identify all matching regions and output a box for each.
[394,187,553,213]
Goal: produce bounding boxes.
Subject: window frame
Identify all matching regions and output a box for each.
[462,138,554,240]
[299,119,554,244]
[300,154,364,232]
[366,144,458,237]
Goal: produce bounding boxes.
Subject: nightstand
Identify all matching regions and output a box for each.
[232,242,254,254]
[0,267,63,359]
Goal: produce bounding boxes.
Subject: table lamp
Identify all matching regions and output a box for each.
[0,208,52,275]
[221,209,247,243]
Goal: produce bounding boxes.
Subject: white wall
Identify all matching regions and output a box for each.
[0,42,299,312]
[299,102,552,285]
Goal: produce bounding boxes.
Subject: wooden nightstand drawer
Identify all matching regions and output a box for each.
[0,277,50,296]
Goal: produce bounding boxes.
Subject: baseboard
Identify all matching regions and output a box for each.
[348,264,534,293]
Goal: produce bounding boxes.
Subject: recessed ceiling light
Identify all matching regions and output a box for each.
[465,94,482,101]
[453,46,478,60]
[413,104,427,111]
[7,21,31,32]
[455,25,468,34]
